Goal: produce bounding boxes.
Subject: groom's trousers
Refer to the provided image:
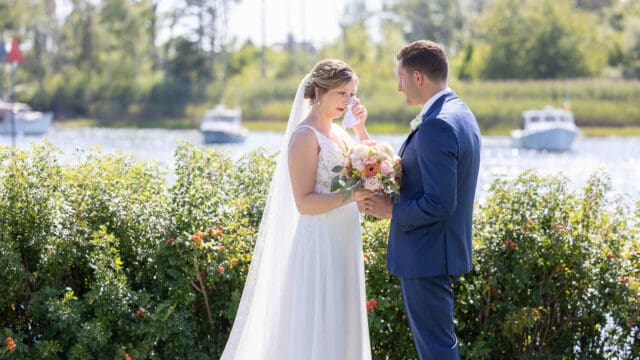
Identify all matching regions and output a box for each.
[400,275,460,360]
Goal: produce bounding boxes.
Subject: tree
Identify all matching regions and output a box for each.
[477,0,607,79]
[386,0,465,54]
[575,0,615,11]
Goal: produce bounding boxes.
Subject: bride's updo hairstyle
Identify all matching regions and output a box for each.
[304,59,358,103]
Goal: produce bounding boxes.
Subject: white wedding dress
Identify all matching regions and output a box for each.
[221,75,371,360]
[285,124,371,359]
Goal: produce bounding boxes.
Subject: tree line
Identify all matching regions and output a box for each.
[0,0,639,122]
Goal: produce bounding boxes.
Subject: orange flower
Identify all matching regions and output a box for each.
[364,161,380,177]
[191,233,204,249]
[363,252,370,261]
[503,240,516,248]
[621,277,631,285]
[366,299,378,312]
[218,245,225,252]
[136,308,147,318]
[165,237,174,245]
[125,353,132,360]
[218,266,225,273]
[6,336,16,352]
[607,253,616,260]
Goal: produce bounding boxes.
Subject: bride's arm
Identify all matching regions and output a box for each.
[288,128,369,215]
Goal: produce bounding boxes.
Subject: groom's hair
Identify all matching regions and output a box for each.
[397,40,448,83]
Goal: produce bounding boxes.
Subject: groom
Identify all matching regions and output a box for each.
[362,40,481,359]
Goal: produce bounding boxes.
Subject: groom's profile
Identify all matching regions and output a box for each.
[362,40,481,359]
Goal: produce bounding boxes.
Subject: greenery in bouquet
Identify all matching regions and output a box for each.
[331,141,402,201]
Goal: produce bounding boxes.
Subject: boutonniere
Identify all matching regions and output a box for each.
[410,114,423,131]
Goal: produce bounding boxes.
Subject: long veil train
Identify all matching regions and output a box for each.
[220,75,311,359]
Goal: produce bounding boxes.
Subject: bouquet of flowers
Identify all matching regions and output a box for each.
[331,140,402,202]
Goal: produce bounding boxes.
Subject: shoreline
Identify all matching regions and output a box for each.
[52,119,640,137]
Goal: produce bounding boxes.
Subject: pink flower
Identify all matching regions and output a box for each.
[364,177,382,191]
[380,160,394,176]
[352,157,365,172]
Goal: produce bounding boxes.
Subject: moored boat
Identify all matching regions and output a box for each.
[511,106,579,152]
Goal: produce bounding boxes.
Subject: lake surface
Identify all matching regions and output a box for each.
[1,128,638,202]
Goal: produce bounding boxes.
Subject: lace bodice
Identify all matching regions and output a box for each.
[297,124,355,194]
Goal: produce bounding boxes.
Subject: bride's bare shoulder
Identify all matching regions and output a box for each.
[288,126,319,152]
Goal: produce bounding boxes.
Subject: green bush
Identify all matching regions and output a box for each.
[455,170,639,359]
[0,144,638,359]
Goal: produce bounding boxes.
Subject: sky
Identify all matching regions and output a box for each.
[221,0,383,46]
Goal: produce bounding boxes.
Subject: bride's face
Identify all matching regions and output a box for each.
[320,79,357,119]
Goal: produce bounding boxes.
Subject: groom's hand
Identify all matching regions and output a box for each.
[361,193,393,219]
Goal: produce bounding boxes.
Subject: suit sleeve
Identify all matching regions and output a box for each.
[392,118,459,230]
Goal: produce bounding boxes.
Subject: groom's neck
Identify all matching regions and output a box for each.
[421,82,448,104]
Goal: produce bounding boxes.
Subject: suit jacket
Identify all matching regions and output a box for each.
[387,91,481,277]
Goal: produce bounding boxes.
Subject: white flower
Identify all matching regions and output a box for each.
[379,143,395,157]
[410,114,423,131]
[363,177,382,191]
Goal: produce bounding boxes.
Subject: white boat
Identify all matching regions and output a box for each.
[200,104,248,144]
[0,101,53,135]
[511,106,579,152]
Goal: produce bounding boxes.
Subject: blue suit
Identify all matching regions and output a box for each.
[388,91,481,359]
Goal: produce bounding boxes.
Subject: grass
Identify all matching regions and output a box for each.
[579,126,640,137]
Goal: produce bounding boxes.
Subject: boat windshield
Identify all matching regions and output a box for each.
[205,115,237,123]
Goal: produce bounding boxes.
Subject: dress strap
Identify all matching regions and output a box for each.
[294,125,331,147]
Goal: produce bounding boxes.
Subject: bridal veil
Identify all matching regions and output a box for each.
[220,75,311,359]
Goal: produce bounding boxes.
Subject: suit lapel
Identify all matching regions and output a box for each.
[398,129,417,157]
[398,92,452,157]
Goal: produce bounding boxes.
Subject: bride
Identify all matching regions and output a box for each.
[221,59,374,360]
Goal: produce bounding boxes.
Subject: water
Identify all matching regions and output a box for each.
[1,128,639,202]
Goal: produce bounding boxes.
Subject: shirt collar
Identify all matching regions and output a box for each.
[416,87,452,120]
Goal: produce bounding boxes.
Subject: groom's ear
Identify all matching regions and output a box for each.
[413,70,424,86]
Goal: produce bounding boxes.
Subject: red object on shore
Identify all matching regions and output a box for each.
[6,37,24,63]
